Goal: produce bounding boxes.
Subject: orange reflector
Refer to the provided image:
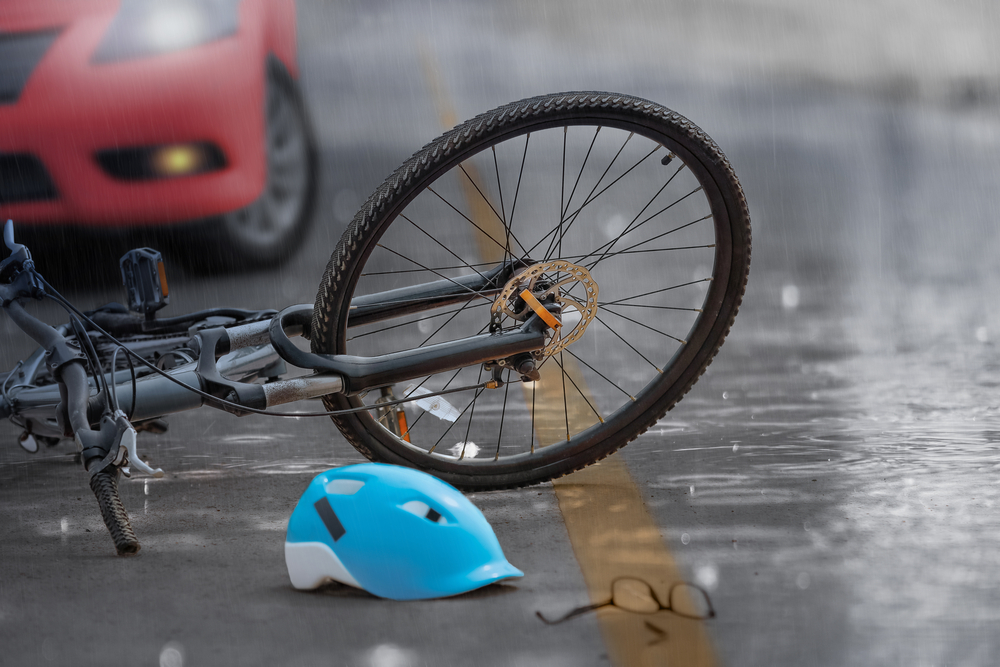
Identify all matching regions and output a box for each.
[397,410,411,443]
[519,289,561,330]
[157,260,169,298]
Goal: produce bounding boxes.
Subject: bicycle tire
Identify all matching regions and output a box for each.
[312,92,750,490]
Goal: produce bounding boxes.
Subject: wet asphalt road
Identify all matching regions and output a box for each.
[3,2,1000,665]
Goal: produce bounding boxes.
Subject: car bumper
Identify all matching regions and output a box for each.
[0,10,266,227]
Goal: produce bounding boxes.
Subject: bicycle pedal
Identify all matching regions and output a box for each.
[120,248,169,319]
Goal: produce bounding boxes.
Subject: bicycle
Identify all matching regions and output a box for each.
[1,92,751,555]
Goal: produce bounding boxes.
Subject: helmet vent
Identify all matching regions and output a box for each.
[401,500,448,525]
[326,479,365,495]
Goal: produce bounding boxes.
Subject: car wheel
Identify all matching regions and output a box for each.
[179,58,318,271]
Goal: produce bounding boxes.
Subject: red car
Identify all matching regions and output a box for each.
[0,0,316,267]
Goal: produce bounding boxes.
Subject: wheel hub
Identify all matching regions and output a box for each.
[490,260,599,357]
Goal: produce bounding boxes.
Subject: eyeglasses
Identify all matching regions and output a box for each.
[536,578,715,625]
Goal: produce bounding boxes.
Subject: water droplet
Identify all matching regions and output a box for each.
[681,533,691,545]
[722,391,728,399]
[732,443,739,452]
[803,521,811,532]
[159,642,185,667]
[332,188,359,224]
[449,442,479,458]
[781,284,800,310]
[369,644,417,667]
[695,564,718,591]
[796,572,811,590]
[60,518,68,534]
[976,326,988,343]
[602,213,626,238]
[689,485,695,496]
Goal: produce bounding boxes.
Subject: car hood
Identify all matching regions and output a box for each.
[0,0,117,31]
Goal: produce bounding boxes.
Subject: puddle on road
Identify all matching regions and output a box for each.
[628,275,1000,663]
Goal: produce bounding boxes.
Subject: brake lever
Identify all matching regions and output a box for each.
[112,411,164,478]
[80,411,164,478]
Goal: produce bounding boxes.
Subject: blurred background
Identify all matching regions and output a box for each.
[3,1,1000,664]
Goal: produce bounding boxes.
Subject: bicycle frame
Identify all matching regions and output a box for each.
[1,258,549,439]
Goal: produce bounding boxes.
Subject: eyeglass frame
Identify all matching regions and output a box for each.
[536,577,716,625]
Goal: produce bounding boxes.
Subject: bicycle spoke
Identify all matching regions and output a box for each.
[600,306,687,344]
[404,368,461,435]
[402,321,492,435]
[592,313,663,373]
[507,134,530,234]
[495,368,512,461]
[598,303,701,312]
[553,354,604,423]
[554,126,567,260]
[457,164,528,257]
[418,298,483,348]
[584,162,685,268]
[602,240,714,266]
[401,213,487,281]
[595,242,714,261]
[347,301,490,342]
[555,351,573,441]
[525,131,635,260]
[599,278,712,307]
[457,366,486,459]
[361,259,500,277]
[374,244,495,304]
[586,198,711,270]
[429,386,484,455]
[565,344,641,398]
[490,147,511,266]
[541,143,661,260]
[561,127,601,221]
[530,379,537,454]
[427,186,513,259]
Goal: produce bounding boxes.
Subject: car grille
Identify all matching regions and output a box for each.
[0,153,58,204]
[0,30,60,105]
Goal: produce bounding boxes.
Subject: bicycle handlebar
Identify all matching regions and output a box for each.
[3,219,20,253]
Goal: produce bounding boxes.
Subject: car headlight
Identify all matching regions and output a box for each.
[91,0,242,63]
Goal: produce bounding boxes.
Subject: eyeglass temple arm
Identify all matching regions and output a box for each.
[535,600,611,625]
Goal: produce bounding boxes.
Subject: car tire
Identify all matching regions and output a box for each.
[176,57,318,272]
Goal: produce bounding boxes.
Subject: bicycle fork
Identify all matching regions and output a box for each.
[4,300,148,555]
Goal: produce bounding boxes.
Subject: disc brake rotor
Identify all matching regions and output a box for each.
[490,260,599,357]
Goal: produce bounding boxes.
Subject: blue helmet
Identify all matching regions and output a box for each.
[285,463,523,600]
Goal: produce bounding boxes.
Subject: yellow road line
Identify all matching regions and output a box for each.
[418,45,715,666]
[553,460,716,666]
[418,42,502,265]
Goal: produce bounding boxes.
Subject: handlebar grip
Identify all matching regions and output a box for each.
[89,470,140,556]
[3,219,18,252]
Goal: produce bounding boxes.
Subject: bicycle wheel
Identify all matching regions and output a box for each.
[312,92,750,490]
